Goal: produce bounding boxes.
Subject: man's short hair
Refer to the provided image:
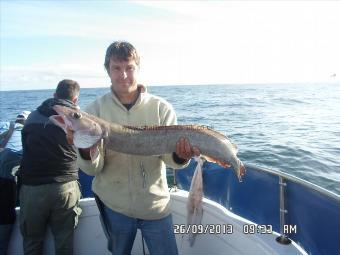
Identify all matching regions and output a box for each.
[104,41,140,72]
[55,79,80,100]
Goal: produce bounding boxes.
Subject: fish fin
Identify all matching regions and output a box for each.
[201,154,231,168]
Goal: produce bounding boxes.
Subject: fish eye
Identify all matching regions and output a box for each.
[73,112,82,119]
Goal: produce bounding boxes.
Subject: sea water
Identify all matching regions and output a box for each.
[1,83,339,194]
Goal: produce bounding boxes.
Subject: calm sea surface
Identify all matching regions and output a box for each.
[1,83,339,194]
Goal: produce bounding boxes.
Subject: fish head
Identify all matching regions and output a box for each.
[49,105,103,148]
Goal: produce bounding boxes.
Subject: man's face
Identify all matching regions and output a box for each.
[108,57,139,95]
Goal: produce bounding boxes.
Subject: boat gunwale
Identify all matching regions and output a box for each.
[245,163,340,202]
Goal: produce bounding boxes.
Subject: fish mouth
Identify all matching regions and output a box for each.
[49,115,69,134]
[49,105,73,134]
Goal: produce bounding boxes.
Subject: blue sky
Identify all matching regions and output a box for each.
[1,0,339,91]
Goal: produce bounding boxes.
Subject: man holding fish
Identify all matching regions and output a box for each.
[75,41,200,255]
[51,41,246,254]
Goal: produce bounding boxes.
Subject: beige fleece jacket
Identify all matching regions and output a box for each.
[77,85,189,220]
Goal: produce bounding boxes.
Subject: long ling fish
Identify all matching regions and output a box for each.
[49,105,246,181]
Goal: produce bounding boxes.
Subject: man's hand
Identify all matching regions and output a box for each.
[175,138,200,161]
[175,137,231,168]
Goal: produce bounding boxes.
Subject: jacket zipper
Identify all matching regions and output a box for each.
[140,161,146,189]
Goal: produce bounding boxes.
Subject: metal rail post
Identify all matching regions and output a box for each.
[276,176,291,244]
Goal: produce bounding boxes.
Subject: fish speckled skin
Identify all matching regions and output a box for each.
[50,105,246,181]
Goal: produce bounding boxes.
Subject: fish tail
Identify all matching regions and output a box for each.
[235,158,246,182]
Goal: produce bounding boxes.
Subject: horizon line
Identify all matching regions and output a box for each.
[1,81,340,92]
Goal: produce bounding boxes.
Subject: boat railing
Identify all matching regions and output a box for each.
[175,161,340,255]
[247,164,340,202]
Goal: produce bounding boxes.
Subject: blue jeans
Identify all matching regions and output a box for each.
[101,205,178,255]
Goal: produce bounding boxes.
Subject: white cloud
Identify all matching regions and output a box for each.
[1,1,340,90]
[0,64,108,91]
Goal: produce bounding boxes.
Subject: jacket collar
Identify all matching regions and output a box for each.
[37,98,78,117]
[110,84,147,111]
